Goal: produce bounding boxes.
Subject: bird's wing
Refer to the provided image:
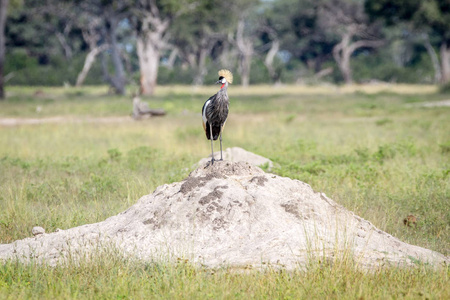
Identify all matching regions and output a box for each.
[202,98,212,126]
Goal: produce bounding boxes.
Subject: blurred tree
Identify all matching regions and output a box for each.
[261,0,335,83]
[365,0,450,84]
[76,0,129,94]
[5,0,129,91]
[260,24,281,83]
[37,2,81,61]
[7,1,84,65]
[75,16,109,86]
[4,0,447,88]
[257,0,295,83]
[171,0,264,86]
[228,0,260,87]
[0,0,8,99]
[1,0,24,98]
[30,0,101,86]
[170,0,230,85]
[235,17,254,86]
[317,0,384,84]
[130,0,195,95]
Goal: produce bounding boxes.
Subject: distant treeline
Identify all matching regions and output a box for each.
[3,0,450,94]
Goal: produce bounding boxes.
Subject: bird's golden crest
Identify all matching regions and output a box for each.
[218,69,233,84]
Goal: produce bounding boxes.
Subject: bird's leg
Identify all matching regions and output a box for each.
[219,127,223,161]
[209,123,215,164]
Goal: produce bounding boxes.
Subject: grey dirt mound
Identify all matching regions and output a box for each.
[0,161,448,269]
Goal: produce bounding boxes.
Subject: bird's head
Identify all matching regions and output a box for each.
[216,76,226,85]
[216,69,233,88]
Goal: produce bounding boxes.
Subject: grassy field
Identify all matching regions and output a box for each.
[0,84,449,298]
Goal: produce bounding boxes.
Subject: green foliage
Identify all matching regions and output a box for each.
[352,50,434,84]
[157,66,197,85]
[440,141,450,154]
[107,148,122,161]
[4,49,38,70]
[365,0,450,61]
[9,0,24,11]
[4,52,105,86]
[439,81,450,93]
[126,146,159,171]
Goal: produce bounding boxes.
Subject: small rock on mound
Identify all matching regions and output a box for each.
[0,161,448,269]
[32,226,45,236]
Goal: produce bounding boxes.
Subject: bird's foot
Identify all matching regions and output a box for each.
[205,159,215,168]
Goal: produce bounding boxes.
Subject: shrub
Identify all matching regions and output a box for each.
[439,82,450,94]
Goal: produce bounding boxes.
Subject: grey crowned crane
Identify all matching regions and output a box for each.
[202,69,233,165]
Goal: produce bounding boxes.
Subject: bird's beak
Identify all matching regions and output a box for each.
[215,80,221,84]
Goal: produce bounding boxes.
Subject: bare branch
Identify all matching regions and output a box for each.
[348,39,384,54]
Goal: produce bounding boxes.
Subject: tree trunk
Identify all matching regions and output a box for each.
[166,47,178,69]
[134,5,170,96]
[183,36,216,86]
[236,19,253,87]
[340,49,352,84]
[136,35,159,95]
[55,32,73,60]
[219,40,237,68]
[332,33,353,84]
[264,39,280,83]
[240,52,252,87]
[193,47,208,86]
[0,0,8,100]
[109,21,126,94]
[440,41,450,84]
[103,16,126,95]
[314,67,333,80]
[422,34,441,83]
[76,44,108,87]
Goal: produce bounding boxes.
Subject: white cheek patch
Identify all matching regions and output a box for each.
[222,78,226,84]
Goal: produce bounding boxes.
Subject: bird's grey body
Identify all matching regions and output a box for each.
[202,86,229,141]
[202,70,232,164]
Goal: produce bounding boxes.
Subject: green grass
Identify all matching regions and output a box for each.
[0,252,448,299]
[0,84,449,298]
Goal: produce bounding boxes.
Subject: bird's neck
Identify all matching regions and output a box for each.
[215,86,228,103]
